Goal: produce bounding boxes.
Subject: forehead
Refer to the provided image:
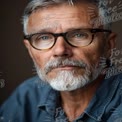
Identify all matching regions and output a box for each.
[27,3,97,34]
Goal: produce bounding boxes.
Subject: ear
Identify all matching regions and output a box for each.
[23,39,33,59]
[106,32,117,58]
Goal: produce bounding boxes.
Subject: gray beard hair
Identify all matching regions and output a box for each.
[34,58,103,91]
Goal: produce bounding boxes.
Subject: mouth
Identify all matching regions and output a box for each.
[51,65,83,71]
[45,65,84,75]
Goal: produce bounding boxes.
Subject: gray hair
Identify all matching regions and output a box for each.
[22,0,111,35]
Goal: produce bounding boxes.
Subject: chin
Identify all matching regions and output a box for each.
[45,70,91,91]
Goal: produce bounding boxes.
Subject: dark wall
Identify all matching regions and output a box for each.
[0,0,34,105]
[0,0,122,105]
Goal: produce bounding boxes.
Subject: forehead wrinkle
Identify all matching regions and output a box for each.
[27,18,91,34]
[27,4,96,34]
[41,11,87,18]
[42,15,89,25]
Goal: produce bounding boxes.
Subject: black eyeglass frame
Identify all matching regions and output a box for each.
[24,28,112,50]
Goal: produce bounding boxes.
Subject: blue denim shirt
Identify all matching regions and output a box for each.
[0,73,122,122]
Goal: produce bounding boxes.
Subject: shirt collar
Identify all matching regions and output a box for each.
[36,79,60,115]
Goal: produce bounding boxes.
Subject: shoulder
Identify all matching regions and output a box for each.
[107,103,122,122]
[106,73,122,120]
[0,76,52,122]
[105,72,122,89]
[107,73,122,100]
[111,73,122,91]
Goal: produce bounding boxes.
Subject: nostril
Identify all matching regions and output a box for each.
[53,53,71,58]
[53,49,70,57]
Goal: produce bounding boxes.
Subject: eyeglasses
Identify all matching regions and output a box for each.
[24,28,111,50]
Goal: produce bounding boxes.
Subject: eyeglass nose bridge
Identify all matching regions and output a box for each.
[53,32,76,47]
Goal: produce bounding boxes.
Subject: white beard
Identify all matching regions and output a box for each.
[49,70,90,91]
[34,58,103,91]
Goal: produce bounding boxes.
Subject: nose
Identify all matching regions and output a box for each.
[52,37,73,58]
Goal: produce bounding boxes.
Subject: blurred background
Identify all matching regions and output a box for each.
[0,0,122,105]
[0,0,34,105]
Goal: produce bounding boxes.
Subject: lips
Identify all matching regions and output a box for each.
[51,65,82,71]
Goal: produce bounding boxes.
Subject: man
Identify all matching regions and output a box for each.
[0,0,122,122]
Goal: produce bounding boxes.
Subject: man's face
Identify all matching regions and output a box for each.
[24,3,115,91]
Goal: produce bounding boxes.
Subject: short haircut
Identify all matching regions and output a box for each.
[22,0,111,34]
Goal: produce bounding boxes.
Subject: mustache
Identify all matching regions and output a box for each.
[44,58,87,74]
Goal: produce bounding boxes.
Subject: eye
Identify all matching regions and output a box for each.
[37,34,52,41]
[67,30,90,40]
[74,33,85,38]
[31,33,54,46]
[73,32,88,39]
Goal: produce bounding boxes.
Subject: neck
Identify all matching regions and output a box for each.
[60,75,104,121]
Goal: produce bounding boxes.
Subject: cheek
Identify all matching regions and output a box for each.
[86,40,105,63]
[30,49,50,69]
[86,48,104,67]
[74,45,104,67]
[85,49,100,64]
